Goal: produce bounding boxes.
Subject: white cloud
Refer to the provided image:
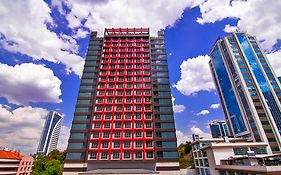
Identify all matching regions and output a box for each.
[0,0,84,76]
[0,105,69,154]
[267,51,281,77]
[73,28,89,39]
[210,103,220,109]
[176,130,192,146]
[224,24,238,33]
[173,104,186,113]
[57,125,70,151]
[53,0,205,36]
[190,125,212,139]
[172,96,186,113]
[0,105,48,154]
[196,0,281,51]
[173,55,215,96]
[0,63,62,105]
[196,109,210,116]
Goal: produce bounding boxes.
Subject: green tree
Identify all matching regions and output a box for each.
[31,150,66,175]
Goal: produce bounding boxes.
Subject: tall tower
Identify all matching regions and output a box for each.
[209,120,230,138]
[37,111,63,155]
[64,28,179,175]
[209,32,281,153]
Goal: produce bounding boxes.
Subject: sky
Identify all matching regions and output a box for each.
[0,0,281,154]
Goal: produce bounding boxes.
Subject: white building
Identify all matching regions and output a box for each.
[37,111,63,155]
[192,137,281,175]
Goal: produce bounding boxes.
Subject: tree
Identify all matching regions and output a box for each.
[31,150,66,175]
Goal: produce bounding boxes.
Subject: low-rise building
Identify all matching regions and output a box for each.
[192,137,281,175]
[0,150,33,175]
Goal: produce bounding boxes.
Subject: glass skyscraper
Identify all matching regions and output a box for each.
[209,120,230,138]
[63,28,179,175]
[37,111,63,155]
[209,32,281,153]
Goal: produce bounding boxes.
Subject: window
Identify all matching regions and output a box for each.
[94,114,102,120]
[115,122,122,128]
[136,122,142,128]
[146,131,153,137]
[93,123,100,129]
[146,141,153,147]
[135,132,142,138]
[135,113,142,119]
[96,106,102,111]
[115,114,122,120]
[145,122,152,128]
[125,114,132,120]
[112,152,120,159]
[124,141,131,148]
[116,106,122,111]
[145,114,152,119]
[114,132,121,138]
[107,98,113,103]
[123,152,131,159]
[124,132,131,138]
[100,152,108,159]
[104,114,111,120]
[146,151,154,159]
[233,147,248,155]
[136,106,142,110]
[125,122,131,128]
[113,142,120,148]
[91,142,98,148]
[92,132,99,138]
[135,152,143,159]
[103,123,111,128]
[103,132,110,138]
[125,106,132,111]
[102,142,109,148]
[135,141,142,148]
[105,106,112,111]
[89,152,97,159]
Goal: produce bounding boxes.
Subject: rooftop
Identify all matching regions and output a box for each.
[0,150,22,160]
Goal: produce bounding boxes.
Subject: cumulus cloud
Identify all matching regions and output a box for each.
[173,55,215,96]
[0,105,48,154]
[73,28,89,39]
[176,130,192,146]
[172,96,186,113]
[53,0,205,36]
[190,125,212,138]
[0,105,70,154]
[224,24,238,33]
[196,109,210,116]
[0,0,84,76]
[267,51,281,77]
[0,63,62,105]
[210,103,220,109]
[176,126,212,145]
[196,0,281,51]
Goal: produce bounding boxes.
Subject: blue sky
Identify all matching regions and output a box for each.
[0,0,280,154]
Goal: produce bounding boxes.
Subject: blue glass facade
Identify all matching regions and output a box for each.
[210,32,281,153]
[210,45,247,134]
[236,33,281,132]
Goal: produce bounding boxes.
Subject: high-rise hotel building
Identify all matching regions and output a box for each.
[37,111,63,155]
[209,32,281,153]
[63,28,179,175]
